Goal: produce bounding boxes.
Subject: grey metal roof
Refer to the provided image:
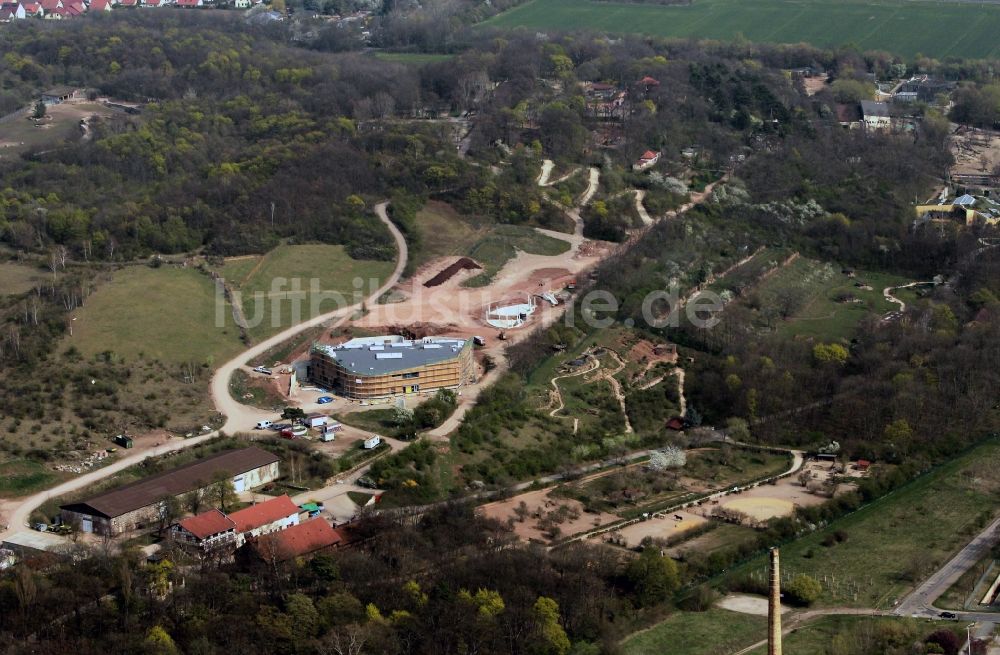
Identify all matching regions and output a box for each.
[312,337,468,376]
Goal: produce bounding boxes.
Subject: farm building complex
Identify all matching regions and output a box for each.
[60,447,280,535]
[309,335,474,400]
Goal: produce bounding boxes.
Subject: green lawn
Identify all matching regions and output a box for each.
[483,0,1000,60]
[776,266,912,341]
[373,52,456,64]
[728,439,1000,608]
[411,201,490,270]
[71,265,245,366]
[0,262,46,296]
[744,615,960,655]
[223,244,395,341]
[621,608,766,655]
[0,459,67,498]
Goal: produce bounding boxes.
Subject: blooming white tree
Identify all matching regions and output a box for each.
[649,445,686,472]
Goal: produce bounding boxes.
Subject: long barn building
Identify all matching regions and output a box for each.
[309,336,474,400]
[60,447,280,536]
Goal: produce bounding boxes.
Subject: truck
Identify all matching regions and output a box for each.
[302,413,328,428]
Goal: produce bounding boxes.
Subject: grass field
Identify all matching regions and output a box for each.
[221,244,395,341]
[0,262,46,296]
[0,102,115,161]
[373,52,456,64]
[0,459,68,497]
[72,265,245,366]
[621,608,766,655]
[482,0,1000,60]
[730,257,911,341]
[411,201,490,269]
[743,615,961,655]
[729,439,1000,608]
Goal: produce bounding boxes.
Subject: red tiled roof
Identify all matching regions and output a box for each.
[39,0,60,9]
[640,76,660,86]
[21,2,40,11]
[229,494,299,533]
[640,150,658,161]
[254,518,340,560]
[178,509,235,540]
[665,416,684,431]
[89,0,110,10]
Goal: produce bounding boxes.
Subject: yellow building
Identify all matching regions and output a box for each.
[310,336,474,400]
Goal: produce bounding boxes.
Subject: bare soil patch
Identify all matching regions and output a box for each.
[479,488,618,544]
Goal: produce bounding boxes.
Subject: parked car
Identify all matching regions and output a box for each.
[253,366,272,375]
[939,611,957,620]
[255,420,273,430]
[317,396,333,404]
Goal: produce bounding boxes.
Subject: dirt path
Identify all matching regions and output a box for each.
[579,167,600,206]
[883,281,934,317]
[674,367,686,416]
[588,349,631,433]
[634,189,652,226]
[537,159,555,186]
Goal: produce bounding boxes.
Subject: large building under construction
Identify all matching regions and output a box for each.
[309,336,474,400]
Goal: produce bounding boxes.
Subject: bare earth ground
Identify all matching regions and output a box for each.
[479,488,618,544]
[600,510,707,547]
[951,126,1000,177]
[717,593,792,616]
[692,461,851,522]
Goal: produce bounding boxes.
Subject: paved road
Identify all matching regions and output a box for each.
[0,201,409,541]
[894,516,1000,621]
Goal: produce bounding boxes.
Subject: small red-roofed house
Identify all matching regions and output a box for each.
[665,416,684,431]
[171,509,237,551]
[19,2,42,15]
[639,75,660,88]
[175,0,202,7]
[633,149,660,171]
[89,0,111,11]
[251,518,341,561]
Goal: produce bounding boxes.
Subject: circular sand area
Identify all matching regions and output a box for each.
[721,497,794,521]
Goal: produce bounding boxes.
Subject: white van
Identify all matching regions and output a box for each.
[255,420,273,429]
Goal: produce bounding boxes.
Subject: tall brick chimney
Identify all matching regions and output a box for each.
[768,548,782,655]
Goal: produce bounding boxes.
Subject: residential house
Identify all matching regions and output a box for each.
[233,0,249,8]
[89,0,111,11]
[859,100,891,132]
[665,416,684,431]
[175,0,202,7]
[633,149,660,171]
[18,2,42,16]
[171,509,237,551]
